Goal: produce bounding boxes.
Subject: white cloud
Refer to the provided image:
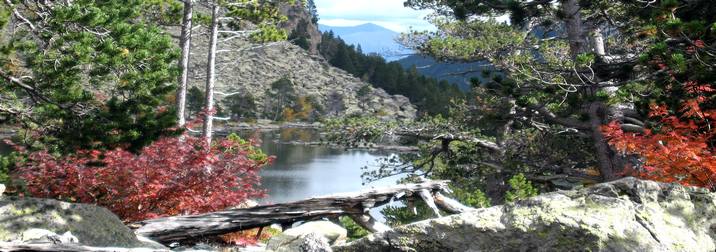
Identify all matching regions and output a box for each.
[315,0,435,32]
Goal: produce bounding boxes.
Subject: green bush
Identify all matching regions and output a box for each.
[356,85,371,98]
[339,216,369,240]
[0,152,22,185]
[450,185,491,208]
[381,201,440,226]
[505,173,539,202]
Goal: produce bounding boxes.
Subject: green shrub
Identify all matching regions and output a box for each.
[357,85,371,97]
[339,216,369,240]
[505,173,539,202]
[450,185,491,208]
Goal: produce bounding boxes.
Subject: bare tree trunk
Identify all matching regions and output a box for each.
[202,0,219,145]
[561,0,620,180]
[175,0,193,127]
[496,97,516,146]
[590,27,606,59]
[588,27,622,181]
[562,0,586,57]
[588,102,618,180]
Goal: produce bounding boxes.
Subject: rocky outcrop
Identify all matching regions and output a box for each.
[334,177,716,252]
[0,197,164,249]
[279,3,322,54]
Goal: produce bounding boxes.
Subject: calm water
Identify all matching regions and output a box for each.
[244,128,401,204]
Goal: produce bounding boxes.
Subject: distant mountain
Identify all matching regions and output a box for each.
[397,56,498,91]
[318,23,411,61]
[318,23,498,91]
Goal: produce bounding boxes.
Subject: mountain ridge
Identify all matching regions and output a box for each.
[318,23,411,61]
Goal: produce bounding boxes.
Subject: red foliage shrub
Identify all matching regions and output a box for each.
[17,134,270,222]
[603,82,716,189]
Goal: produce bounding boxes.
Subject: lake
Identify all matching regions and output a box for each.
[238,128,402,204]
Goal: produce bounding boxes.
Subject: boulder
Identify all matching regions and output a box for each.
[20,228,78,244]
[267,232,332,252]
[334,177,716,252]
[266,221,347,252]
[283,221,347,245]
[0,197,165,249]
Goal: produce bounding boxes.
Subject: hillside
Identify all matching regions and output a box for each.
[183,37,415,121]
[396,55,498,91]
[161,4,417,122]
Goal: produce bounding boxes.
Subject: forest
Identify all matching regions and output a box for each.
[0,0,715,251]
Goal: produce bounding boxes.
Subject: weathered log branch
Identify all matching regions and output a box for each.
[0,242,168,252]
[349,214,392,233]
[131,180,472,244]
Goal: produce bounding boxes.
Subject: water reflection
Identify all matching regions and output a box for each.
[237,128,401,204]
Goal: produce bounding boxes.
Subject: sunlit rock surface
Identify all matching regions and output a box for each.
[334,177,716,252]
[0,197,161,248]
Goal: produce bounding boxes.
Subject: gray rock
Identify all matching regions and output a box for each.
[21,228,78,244]
[267,232,332,252]
[283,221,348,245]
[334,177,716,252]
[0,183,5,196]
[0,197,165,249]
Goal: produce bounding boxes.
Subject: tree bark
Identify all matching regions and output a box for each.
[561,0,622,180]
[588,102,621,180]
[175,0,193,127]
[202,0,219,145]
[588,26,622,180]
[562,0,586,57]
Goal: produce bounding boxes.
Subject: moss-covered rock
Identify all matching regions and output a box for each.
[334,178,716,252]
[0,197,151,247]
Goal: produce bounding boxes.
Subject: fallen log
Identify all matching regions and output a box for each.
[0,242,168,252]
[132,180,468,244]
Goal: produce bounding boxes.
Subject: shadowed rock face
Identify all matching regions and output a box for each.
[0,197,148,247]
[334,177,716,252]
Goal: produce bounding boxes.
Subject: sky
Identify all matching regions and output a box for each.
[315,0,436,33]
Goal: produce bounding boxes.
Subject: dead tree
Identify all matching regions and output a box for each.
[131,180,471,244]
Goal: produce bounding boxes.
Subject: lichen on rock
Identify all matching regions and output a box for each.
[334,178,716,252]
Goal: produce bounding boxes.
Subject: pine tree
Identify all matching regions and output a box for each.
[402,0,677,180]
[0,0,181,152]
[307,0,318,24]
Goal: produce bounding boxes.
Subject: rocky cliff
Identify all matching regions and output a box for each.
[279,3,322,54]
[335,177,716,252]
